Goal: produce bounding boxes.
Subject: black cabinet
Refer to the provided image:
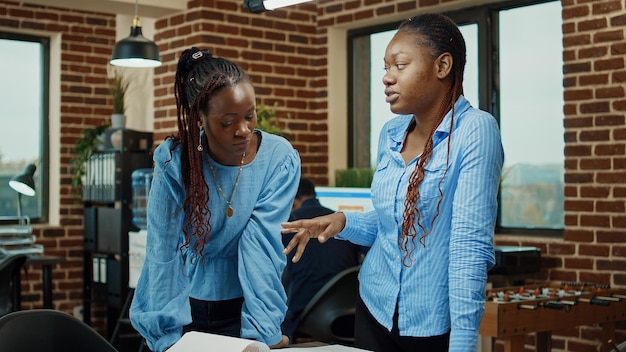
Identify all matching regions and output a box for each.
[82,128,152,343]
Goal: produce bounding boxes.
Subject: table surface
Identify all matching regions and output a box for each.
[25,254,66,266]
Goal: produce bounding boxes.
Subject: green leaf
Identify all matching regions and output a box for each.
[256,103,283,135]
[109,72,129,114]
[70,122,109,197]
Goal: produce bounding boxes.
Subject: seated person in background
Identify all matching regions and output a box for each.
[281,177,365,342]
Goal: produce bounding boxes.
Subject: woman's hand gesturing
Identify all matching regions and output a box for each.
[281,212,346,263]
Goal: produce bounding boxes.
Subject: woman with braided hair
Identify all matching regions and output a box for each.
[282,13,503,352]
[130,47,299,351]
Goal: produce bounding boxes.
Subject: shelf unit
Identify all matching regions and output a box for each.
[81,128,152,347]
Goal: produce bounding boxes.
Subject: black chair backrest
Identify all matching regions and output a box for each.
[0,309,118,352]
[0,254,27,316]
[294,265,360,345]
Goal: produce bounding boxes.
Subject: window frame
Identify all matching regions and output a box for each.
[0,31,50,224]
[346,0,564,236]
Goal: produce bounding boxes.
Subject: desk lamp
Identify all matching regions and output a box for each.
[8,164,36,225]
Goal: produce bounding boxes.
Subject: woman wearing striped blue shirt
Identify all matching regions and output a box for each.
[282,13,504,352]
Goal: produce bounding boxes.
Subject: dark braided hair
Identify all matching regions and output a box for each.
[171,47,252,263]
[397,14,466,266]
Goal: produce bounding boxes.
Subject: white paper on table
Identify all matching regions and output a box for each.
[285,345,372,351]
[167,331,269,352]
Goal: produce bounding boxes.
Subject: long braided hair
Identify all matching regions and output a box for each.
[172,47,251,262]
[397,14,466,266]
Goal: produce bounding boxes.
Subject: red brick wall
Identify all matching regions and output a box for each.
[151,0,325,178]
[0,0,116,325]
[1,0,625,350]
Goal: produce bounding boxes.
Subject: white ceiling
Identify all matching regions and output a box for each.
[24,0,186,18]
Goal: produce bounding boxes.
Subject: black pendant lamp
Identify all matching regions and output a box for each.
[110,0,161,68]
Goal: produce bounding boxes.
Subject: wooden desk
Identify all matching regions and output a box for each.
[24,254,66,308]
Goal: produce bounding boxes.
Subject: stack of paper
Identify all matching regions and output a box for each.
[168,332,269,352]
[167,331,373,352]
[286,345,372,351]
[0,216,43,255]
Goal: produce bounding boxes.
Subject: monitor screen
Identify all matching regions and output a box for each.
[315,187,373,213]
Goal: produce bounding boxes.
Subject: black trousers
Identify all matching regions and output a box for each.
[354,295,450,352]
[183,297,244,337]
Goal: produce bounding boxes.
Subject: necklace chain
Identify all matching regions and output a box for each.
[207,152,245,218]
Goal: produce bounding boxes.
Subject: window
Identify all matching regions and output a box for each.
[497,2,564,231]
[0,33,49,223]
[348,0,564,232]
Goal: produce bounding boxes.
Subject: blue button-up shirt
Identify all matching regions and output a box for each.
[337,96,504,351]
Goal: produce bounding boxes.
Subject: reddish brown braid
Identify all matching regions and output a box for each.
[397,14,467,266]
[171,47,251,263]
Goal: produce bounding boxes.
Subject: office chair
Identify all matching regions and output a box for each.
[0,309,118,352]
[293,265,360,345]
[0,254,27,316]
[611,340,626,352]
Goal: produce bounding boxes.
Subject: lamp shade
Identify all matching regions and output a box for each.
[244,0,313,12]
[263,0,313,10]
[110,19,161,68]
[9,164,36,197]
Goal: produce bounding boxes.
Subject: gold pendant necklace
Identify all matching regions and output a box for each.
[207,152,245,218]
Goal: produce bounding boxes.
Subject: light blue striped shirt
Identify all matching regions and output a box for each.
[130,131,301,352]
[337,96,503,351]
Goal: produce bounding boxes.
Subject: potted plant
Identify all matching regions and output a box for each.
[109,72,129,129]
[71,122,110,195]
[256,103,284,135]
[335,168,375,187]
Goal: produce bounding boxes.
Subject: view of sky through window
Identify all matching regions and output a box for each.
[0,39,41,165]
